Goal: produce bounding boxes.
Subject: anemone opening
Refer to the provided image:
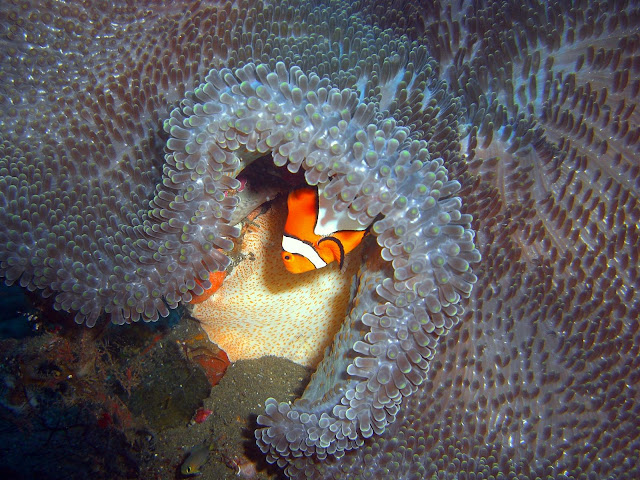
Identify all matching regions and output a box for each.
[187,153,365,368]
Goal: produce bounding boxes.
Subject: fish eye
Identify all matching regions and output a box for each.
[284,254,291,260]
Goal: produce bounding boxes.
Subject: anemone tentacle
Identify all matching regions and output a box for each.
[1,0,639,479]
[164,60,479,459]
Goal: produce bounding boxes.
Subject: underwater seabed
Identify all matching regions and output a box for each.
[0,284,309,479]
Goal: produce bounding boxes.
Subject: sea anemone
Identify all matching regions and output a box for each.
[1,1,638,479]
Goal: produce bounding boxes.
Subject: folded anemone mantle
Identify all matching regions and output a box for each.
[0,0,479,465]
[1,0,479,467]
[165,60,480,461]
[2,0,639,479]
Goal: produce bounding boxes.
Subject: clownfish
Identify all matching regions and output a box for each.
[281,186,367,273]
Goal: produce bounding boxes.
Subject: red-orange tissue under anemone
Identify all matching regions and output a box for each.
[188,270,227,305]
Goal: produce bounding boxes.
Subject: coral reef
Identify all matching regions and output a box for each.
[1,1,639,479]
[0,305,228,478]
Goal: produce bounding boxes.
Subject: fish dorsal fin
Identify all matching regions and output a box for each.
[284,188,320,243]
[314,183,367,236]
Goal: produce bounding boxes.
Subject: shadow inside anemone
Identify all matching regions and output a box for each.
[244,414,289,479]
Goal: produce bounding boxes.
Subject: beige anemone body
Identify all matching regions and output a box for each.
[192,197,360,368]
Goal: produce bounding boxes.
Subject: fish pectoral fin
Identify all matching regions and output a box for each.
[333,230,366,255]
[317,236,345,269]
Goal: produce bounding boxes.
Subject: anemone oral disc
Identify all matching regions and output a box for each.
[191,197,361,368]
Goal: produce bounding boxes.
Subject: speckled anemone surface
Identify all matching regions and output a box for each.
[1,1,639,479]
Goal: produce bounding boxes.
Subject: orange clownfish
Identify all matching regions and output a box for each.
[281,187,367,274]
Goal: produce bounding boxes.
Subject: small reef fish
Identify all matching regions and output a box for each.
[180,443,212,476]
[281,186,367,273]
